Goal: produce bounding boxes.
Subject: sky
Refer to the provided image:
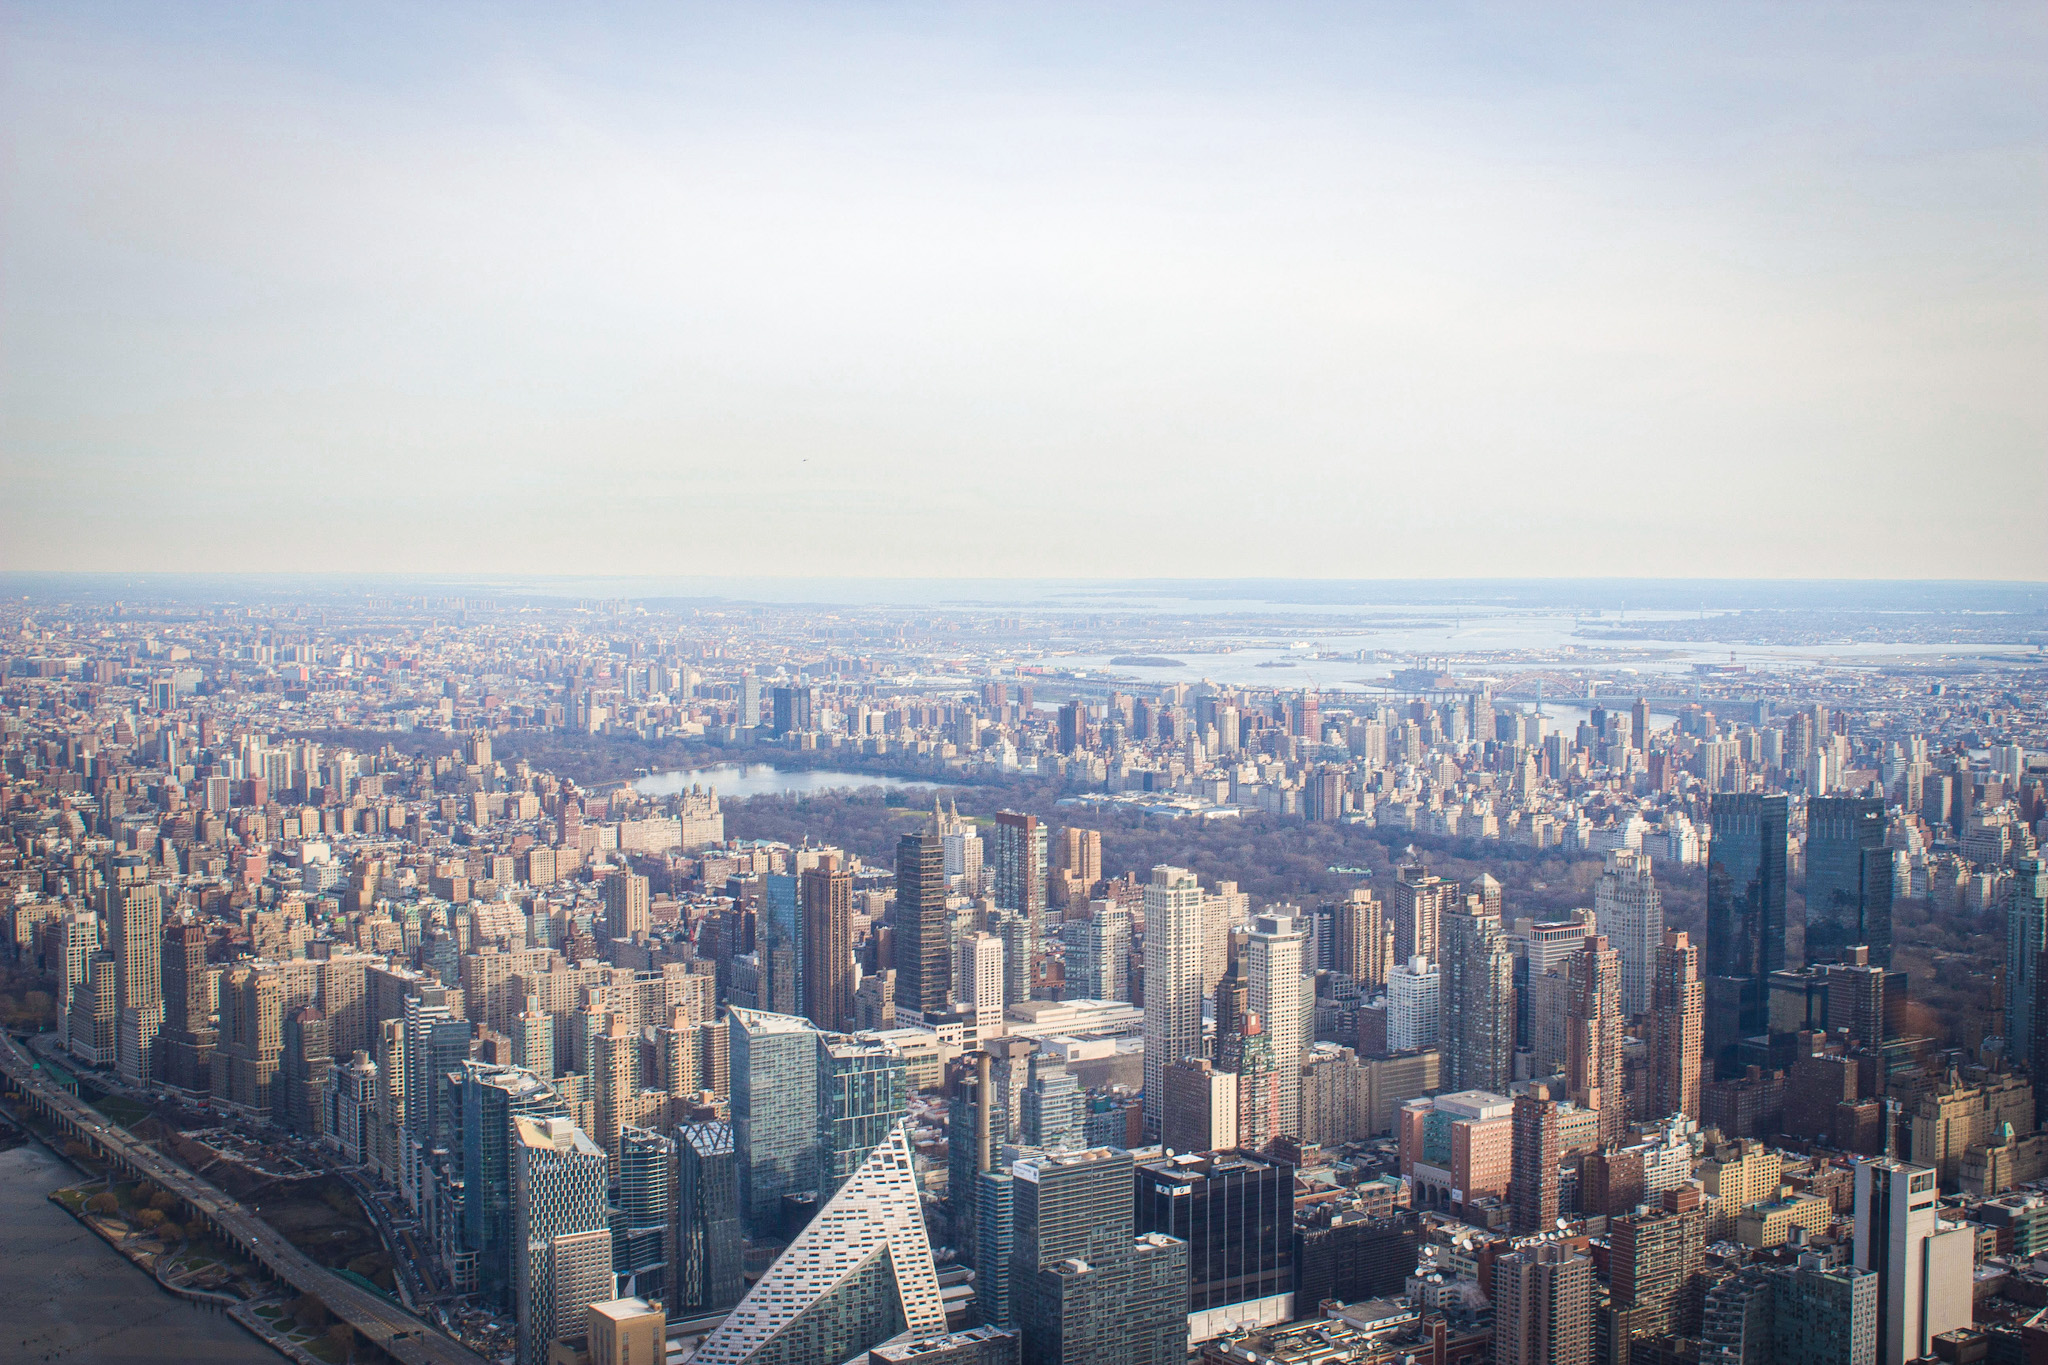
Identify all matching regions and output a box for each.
[1,3,2042,580]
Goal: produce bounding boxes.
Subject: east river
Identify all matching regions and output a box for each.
[0,1137,276,1364]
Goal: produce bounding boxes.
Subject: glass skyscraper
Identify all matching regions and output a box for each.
[615,1125,674,1303]
[1135,1150,1296,1340]
[762,872,802,1017]
[459,1062,565,1309]
[818,1035,909,1195]
[1705,793,1789,1073]
[676,1120,743,1316]
[1805,796,1892,968]
[731,1007,821,1235]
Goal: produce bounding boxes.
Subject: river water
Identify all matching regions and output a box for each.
[0,1137,276,1364]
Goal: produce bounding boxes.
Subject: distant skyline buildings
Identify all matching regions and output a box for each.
[2,566,2045,1365]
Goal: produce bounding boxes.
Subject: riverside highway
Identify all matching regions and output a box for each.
[0,1031,489,1365]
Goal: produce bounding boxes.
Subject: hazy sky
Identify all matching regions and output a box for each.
[2,3,2042,579]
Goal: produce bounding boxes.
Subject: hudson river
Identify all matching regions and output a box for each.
[0,1137,275,1363]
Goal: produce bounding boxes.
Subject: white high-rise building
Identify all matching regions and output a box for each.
[955,932,1007,1040]
[1066,899,1131,1003]
[693,1122,945,1365]
[1247,910,1309,1141]
[1854,1157,1972,1365]
[58,910,99,1018]
[513,1116,613,1365]
[1387,955,1441,1054]
[1594,849,1662,1017]
[1142,865,1206,1139]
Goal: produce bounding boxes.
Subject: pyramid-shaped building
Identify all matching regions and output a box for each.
[690,1120,945,1365]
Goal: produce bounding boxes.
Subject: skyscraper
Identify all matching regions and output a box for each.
[1853,1157,1972,1365]
[761,871,801,1016]
[1246,910,1309,1141]
[675,1120,743,1317]
[615,1126,674,1303]
[56,909,98,1023]
[461,1062,567,1309]
[592,1017,636,1170]
[1650,930,1703,1121]
[512,1115,613,1365]
[110,877,162,1016]
[1134,1149,1295,1342]
[1334,888,1390,992]
[276,1005,330,1137]
[1389,854,1450,964]
[1566,934,1625,1147]
[1441,896,1514,1094]
[770,684,814,736]
[1387,955,1440,1054]
[1160,1058,1237,1155]
[1493,1242,1593,1365]
[2016,860,2048,1091]
[731,1007,821,1236]
[1594,849,1662,1018]
[993,811,1048,930]
[1142,865,1206,1140]
[1705,793,1789,1075]
[1234,1014,1279,1152]
[1053,825,1103,903]
[955,931,1007,1038]
[159,917,217,1091]
[1511,1085,1563,1234]
[1607,1195,1706,1347]
[1011,1146,1190,1365]
[110,880,163,1084]
[818,1034,909,1194]
[1806,796,1893,968]
[975,1169,1019,1329]
[1065,899,1129,1003]
[693,1123,946,1365]
[893,831,950,1017]
[800,854,854,1033]
[603,871,649,943]
[1767,1252,1879,1365]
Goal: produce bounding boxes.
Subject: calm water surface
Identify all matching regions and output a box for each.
[0,1138,276,1364]
[635,762,948,799]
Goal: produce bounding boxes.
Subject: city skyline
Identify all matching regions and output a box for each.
[0,5,2039,1362]
[0,579,2038,1365]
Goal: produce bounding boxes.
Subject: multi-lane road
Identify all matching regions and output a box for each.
[0,1031,488,1365]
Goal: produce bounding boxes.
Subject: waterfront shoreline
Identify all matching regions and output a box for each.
[0,1100,290,1364]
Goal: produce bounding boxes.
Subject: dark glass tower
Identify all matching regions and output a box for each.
[762,871,802,1016]
[1704,793,1789,1074]
[1134,1150,1294,1320]
[676,1119,744,1315]
[458,1062,565,1310]
[894,831,950,1015]
[1805,796,1892,968]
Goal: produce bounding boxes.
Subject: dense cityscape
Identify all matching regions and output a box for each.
[2,0,2039,1361]
[0,581,2043,1365]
